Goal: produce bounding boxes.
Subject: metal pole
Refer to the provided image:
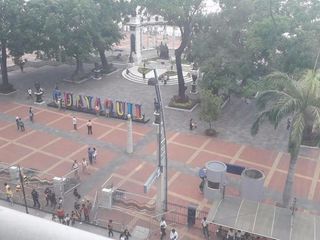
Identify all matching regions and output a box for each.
[18,165,29,214]
[153,69,168,212]
[127,114,133,154]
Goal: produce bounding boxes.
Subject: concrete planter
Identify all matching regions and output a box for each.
[240,168,265,201]
[204,161,227,201]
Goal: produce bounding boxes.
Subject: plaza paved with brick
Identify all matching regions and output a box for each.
[0,44,320,239]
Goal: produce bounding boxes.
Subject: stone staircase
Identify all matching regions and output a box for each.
[122,66,193,86]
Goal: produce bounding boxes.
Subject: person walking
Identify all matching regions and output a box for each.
[15,116,20,131]
[72,160,79,180]
[88,147,93,165]
[72,116,77,130]
[29,107,34,123]
[71,211,76,225]
[95,105,100,116]
[87,120,93,135]
[50,192,57,209]
[189,118,197,130]
[56,207,65,223]
[19,118,25,131]
[287,118,291,130]
[170,229,178,240]
[160,217,167,240]
[58,197,63,208]
[123,229,131,240]
[73,188,81,200]
[201,217,209,239]
[44,187,52,206]
[81,158,88,174]
[92,147,97,163]
[107,219,114,237]
[31,189,41,208]
[119,233,126,240]
[82,203,90,222]
[5,186,13,206]
[64,213,71,226]
[27,88,32,99]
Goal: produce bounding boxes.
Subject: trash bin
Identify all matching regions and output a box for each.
[187,204,197,227]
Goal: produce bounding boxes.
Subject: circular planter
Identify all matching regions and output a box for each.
[204,161,227,201]
[205,129,218,137]
[240,168,265,201]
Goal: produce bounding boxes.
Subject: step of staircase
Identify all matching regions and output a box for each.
[122,69,192,86]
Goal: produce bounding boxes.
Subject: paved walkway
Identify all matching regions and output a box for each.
[0,58,319,239]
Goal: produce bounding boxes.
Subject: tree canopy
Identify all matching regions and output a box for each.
[137,0,205,101]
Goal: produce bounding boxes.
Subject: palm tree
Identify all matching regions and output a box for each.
[251,70,320,207]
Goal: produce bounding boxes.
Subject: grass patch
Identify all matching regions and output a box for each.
[165,70,177,77]
[168,96,199,110]
[138,67,152,75]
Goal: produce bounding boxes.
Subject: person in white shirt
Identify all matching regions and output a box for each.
[82,158,88,174]
[72,116,77,130]
[227,228,235,240]
[160,217,167,240]
[201,217,209,238]
[27,88,32,99]
[170,228,178,240]
[93,147,97,163]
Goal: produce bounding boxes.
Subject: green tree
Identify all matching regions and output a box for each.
[251,70,320,207]
[0,0,31,92]
[199,89,222,131]
[91,0,127,73]
[138,0,204,101]
[247,0,320,74]
[191,0,256,94]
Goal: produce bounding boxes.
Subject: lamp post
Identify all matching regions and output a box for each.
[18,165,29,214]
[148,69,168,213]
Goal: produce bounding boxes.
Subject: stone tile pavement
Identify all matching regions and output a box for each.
[0,58,319,239]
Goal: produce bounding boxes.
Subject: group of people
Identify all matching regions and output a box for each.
[73,198,92,223]
[216,226,268,240]
[159,217,179,240]
[71,147,97,178]
[15,107,34,132]
[72,116,93,135]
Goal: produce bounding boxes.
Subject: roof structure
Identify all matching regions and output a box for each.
[208,196,320,240]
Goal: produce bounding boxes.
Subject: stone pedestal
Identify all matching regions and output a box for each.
[34,91,44,104]
[9,166,19,184]
[190,82,198,94]
[101,188,113,209]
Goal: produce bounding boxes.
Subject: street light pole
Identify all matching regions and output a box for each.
[18,165,29,214]
[148,69,168,212]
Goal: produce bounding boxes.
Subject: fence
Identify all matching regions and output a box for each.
[61,168,81,194]
[93,182,217,239]
[0,162,80,211]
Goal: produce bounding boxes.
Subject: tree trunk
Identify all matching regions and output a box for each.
[1,40,9,87]
[72,55,84,80]
[282,151,299,207]
[76,57,84,74]
[175,48,186,100]
[175,23,192,101]
[98,47,109,73]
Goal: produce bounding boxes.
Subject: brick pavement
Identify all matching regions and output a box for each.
[0,99,320,238]
[0,50,318,238]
